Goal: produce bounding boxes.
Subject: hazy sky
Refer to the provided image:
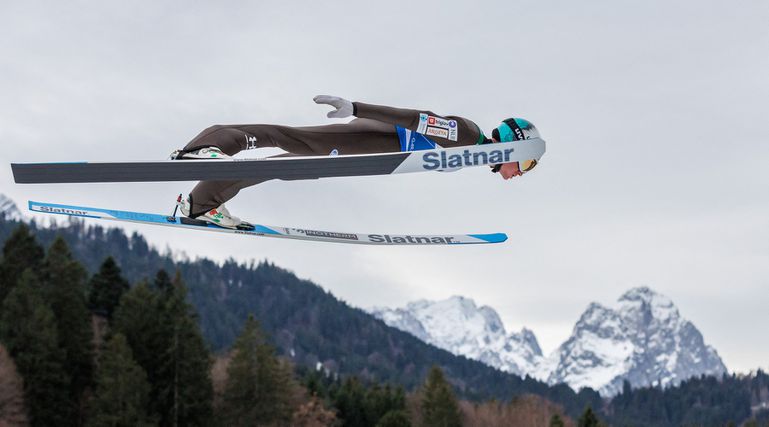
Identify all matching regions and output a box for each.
[2,1,767,372]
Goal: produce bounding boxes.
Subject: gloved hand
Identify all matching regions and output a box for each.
[314,95,354,118]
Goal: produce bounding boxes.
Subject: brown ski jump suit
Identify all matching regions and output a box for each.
[181,101,486,217]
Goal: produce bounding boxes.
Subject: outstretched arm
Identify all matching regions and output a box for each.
[352,101,427,130]
[313,95,482,146]
[314,95,437,130]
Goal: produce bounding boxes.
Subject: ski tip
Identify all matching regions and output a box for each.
[469,233,508,244]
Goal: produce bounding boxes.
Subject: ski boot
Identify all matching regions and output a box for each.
[169,147,231,160]
[175,195,254,231]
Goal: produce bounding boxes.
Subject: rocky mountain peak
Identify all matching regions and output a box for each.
[369,296,544,377]
[370,287,726,397]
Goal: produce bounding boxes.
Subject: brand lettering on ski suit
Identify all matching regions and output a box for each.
[368,234,458,244]
[421,148,514,170]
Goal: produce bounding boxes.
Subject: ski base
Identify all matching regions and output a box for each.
[28,201,507,245]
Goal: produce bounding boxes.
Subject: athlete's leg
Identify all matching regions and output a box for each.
[184,119,400,215]
[182,118,398,155]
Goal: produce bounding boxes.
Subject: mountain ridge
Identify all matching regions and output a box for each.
[370,287,727,396]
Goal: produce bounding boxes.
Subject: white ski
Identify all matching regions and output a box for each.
[28,201,507,245]
[12,139,546,184]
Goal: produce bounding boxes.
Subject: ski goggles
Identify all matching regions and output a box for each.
[491,159,538,174]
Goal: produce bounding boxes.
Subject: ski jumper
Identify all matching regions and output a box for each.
[181,102,485,216]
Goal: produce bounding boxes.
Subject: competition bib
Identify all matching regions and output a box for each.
[396,126,442,152]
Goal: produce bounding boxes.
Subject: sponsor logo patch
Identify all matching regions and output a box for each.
[425,127,449,139]
[417,113,429,134]
[246,135,258,149]
[416,115,459,141]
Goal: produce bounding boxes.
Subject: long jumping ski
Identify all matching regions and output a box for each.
[28,201,507,245]
[12,139,545,184]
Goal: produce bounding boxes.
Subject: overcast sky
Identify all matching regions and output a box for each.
[2,0,767,373]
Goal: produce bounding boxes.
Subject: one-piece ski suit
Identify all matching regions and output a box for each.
[180,101,486,216]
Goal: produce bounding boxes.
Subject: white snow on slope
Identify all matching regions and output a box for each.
[369,287,726,396]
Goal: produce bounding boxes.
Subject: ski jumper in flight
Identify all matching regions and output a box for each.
[171,95,542,229]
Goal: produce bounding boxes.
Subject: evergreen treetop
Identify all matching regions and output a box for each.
[420,366,462,427]
[88,256,130,320]
[88,333,155,427]
[221,314,296,426]
[0,224,44,304]
[42,236,94,419]
[0,271,70,427]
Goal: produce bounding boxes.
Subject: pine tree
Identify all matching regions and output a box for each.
[153,269,174,294]
[0,224,44,304]
[375,410,412,427]
[0,344,28,426]
[88,256,130,320]
[578,406,600,427]
[88,333,155,427]
[549,413,565,427]
[41,236,94,422]
[362,384,407,425]
[155,271,213,427]
[113,281,165,418]
[0,271,70,427]
[115,271,213,426]
[420,366,462,427]
[111,281,160,369]
[221,314,296,426]
[333,377,367,427]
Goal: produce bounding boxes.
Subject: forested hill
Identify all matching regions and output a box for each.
[0,215,601,415]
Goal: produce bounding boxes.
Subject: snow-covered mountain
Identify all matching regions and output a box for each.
[0,194,23,221]
[370,296,544,377]
[369,287,726,396]
[547,287,726,395]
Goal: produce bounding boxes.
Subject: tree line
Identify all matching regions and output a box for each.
[0,216,605,417]
[0,224,581,426]
[2,218,767,426]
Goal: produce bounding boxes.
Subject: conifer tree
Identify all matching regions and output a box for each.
[0,271,70,427]
[375,410,411,427]
[221,314,296,426]
[333,377,368,427]
[88,333,155,427]
[0,344,28,426]
[549,413,565,427]
[0,224,44,304]
[153,268,173,294]
[420,366,462,427]
[578,406,600,427]
[115,271,213,426]
[88,256,130,320]
[42,237,94,421]
[112,281,161,370]
[155,271,213,427]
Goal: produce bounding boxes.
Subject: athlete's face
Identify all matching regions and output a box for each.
[499,162,522,180]
[489,135,523,180]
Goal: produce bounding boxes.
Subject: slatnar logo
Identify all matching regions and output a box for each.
[368,234,457,244]
[422,148,515,170]
[35,206,89,216]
